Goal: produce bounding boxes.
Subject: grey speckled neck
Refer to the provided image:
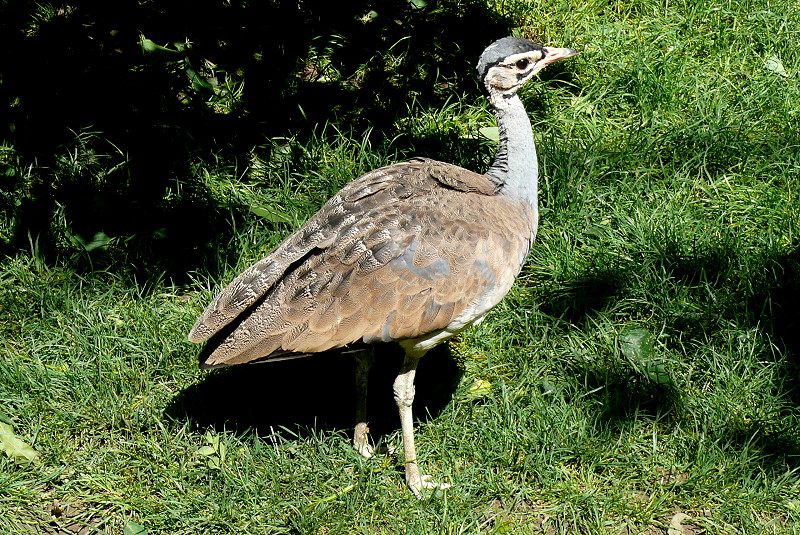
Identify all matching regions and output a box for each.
[486,91,538,211]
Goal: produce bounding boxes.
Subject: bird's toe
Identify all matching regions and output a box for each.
[355,442,374,458]
[420,474,451,490]
[408,474,451,498]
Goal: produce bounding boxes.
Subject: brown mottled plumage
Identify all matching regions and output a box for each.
[189,37,578,497]
[190,159,533,366]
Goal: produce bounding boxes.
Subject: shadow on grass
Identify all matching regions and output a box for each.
[538,233,800,461]
[754,243,800,370]
[0,0,515,284]
[535,264,628,325]
[165,342,461,443]
[738,243,800,462]
[583,367,679,424]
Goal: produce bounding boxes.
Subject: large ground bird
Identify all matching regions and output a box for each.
[189,36,578,497]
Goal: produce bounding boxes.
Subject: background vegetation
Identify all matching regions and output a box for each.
[1,0,799,533]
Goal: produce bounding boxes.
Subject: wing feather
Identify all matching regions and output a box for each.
[189,163,410,343]
[191,158,536,367]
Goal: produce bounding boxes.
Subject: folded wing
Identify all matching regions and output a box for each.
[190,159,534,367]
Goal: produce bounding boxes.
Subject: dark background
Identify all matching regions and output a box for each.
[0,0,513,279]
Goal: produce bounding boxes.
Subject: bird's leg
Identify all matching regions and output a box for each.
[353,349,374,458]
[394,350,451,498]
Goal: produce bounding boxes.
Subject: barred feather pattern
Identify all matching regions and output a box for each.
[189,157,535,368]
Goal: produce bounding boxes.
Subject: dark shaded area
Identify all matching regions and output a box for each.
[651,230,737,288]
[742,243,800,460]
[0,0,512,281]
[752,244,800,366]
[649,228,743,343]
[526,221,800,460]
[535,263,628,324]
[166,342,461,442]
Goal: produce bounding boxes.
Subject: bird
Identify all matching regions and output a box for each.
[188,36,578,497]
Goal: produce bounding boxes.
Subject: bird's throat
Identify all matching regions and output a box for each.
[486,92,539,209]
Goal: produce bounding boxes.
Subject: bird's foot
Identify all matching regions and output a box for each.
[408,474,451,499]
[354,441,374,458]
[353,422,373,458]
[353,432,396,459]
[420,474,451,490]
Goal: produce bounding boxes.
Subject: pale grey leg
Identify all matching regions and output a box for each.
[393,351,450,498]
[353,350,374,458]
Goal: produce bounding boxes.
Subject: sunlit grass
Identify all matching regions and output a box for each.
[2,0,800,533]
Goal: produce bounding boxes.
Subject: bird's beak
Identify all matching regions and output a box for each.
[541,47,579,67]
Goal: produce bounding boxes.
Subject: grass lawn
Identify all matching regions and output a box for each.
[2,0,800,533]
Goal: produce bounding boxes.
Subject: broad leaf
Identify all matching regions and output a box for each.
[250,205,294,224]
[765,55,788,77]
[123,520,148,535]
[619,327,654,362]
[196,445,217,456]
[466,378,492,398]
[479,126,500,142]
[619,327,673,386]
[73,231,113,252]
[139,36,179,55]
[0,421,39,461]
[186,67,215,93]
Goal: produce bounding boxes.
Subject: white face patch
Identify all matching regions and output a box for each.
[485,50,545,92]
[499,50,544,72]
[483,46,578,94]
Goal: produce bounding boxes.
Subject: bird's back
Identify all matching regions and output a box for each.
[190,158,536,367]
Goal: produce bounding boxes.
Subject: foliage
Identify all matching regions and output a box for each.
[1,0,800,533]
[0,0,509,278]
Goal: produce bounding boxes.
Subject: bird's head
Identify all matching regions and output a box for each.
[477,37,578,95]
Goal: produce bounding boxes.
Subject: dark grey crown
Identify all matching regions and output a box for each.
[476,36,544,83]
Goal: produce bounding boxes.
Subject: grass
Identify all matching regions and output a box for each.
[2,0,800,533]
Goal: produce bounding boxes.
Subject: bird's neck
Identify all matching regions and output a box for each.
[486,91,538,211]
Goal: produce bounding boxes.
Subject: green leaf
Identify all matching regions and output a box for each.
[466,378,493,398]
[123,520,148,535]
[139,35,182,65]
[197,432,227,469]
[250,205,294,224]
[479,126,500,142]
[619,327,673,386]
[74,231,113,252]
[494,520,514,534]
[619,327,655,362]
[203,430,219,447]
[0,421,39,461]
[642,360,672,386]
[196,445,217,456]
[409,0,427,9]
[186,67,215,93]
[139,36,179,55]
[765,55,788,77]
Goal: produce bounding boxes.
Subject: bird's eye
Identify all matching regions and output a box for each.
[515,58,530,69]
